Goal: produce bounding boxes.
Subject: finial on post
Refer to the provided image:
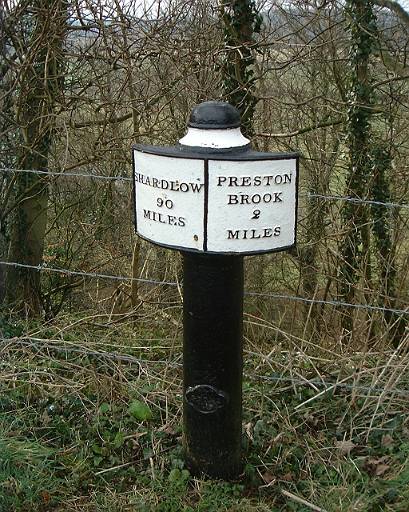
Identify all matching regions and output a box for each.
[179,101,250,149]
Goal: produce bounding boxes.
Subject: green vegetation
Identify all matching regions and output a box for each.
[1,314,409,511]
[1,0,409,510]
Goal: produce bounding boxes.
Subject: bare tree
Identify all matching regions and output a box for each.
[1,0,67,315]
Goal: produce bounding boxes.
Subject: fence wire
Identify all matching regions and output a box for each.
[0,167,132,182]
[1,259,408,316]
[1,167,409,209]
[1,336,409,398]
[0,260,178,287]
[1,166,408,315]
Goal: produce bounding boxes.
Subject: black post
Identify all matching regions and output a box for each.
[132,101,298,480]
[182,253,244,479]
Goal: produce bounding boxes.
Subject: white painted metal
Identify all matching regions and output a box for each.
[206,159,297,253]
[179,128,250,149]
[134,151,205,251]
[134,149,297,254]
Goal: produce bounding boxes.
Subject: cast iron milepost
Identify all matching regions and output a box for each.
[132,101,299,479]
[183,253,243,478]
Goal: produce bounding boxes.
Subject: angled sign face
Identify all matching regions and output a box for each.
[133,151,205,252]
[133,146,298,255]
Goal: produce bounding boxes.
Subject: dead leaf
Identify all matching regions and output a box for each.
[335,439,355,456]
[375,463,390,477]
[262,472,275,484]
[303,412,318,426]
[159,425,176,436]
[381,434,394,448]
[41,490,51,503]
[281,472,294,481]
[41,409,51,426]
[364,456,390,477]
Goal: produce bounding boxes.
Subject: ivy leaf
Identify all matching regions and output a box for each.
[113,431,125,449]
[128,400,152,421]
[168,468,190,483]
[92,443,103,455]
[168,468,181,482]
[99,402,110,414]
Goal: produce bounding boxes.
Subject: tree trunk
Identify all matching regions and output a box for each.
[5,0,66,315]
[371,144,406,344]
[220,0,262,137]
[339,0,376,337]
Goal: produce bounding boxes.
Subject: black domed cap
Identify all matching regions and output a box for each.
[188,101,241,130]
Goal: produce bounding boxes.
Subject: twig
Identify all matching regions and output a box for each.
[281,489,327,512]
[294,375,354,410]
[95,461,135,476]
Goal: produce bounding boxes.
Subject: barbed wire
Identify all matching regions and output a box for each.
[246,372,409,398]
[1,259,408,316]
[0,167,132,182]
[1,167,408,209]
[246,290,409,315]
[1,168,408,314]
[0,337,182,369]
[1,336,409,398]
[307,192,409,210]
[0,260,178,287]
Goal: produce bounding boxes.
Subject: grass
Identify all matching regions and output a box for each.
[1,308,409,512]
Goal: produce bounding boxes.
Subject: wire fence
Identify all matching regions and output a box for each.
[0,167,133,182]
[0,260,178,287]
[0,259,408,316]
[1,336,409,399]
[1,166,408,316]
[2,167,409,209]
[1,166,408,412]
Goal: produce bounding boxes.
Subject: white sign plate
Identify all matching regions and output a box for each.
[133,148,298,254]
[207,159,297,253]
[134,151,205,251]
